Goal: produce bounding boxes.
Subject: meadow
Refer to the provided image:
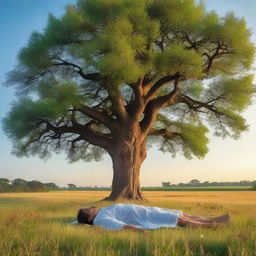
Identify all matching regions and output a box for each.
[0,191,255,256]
[142,187,252,191]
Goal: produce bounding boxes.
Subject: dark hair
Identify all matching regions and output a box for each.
[77,208,93,225]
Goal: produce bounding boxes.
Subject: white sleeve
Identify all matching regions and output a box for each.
[93,213,127,230]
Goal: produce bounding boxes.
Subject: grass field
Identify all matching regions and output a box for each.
[59,186,253,192]
[141,186,252,191]
[0,191,255,256]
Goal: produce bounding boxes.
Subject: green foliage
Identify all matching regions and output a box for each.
[209,75,254,112]
[181,80,203,99]
[150,114,209,159]
[148,0,205,31]
[202,13,254,72]
[0,178,59,192]
[12,178,28,187]
[154,45,204,79]
[213,108,248,138]
[201,75,255,138]
[27,180,47,192]
[3,98,65,140]
[67,141,105,163]
[3,0,255,162]
[0,178,10,183]
[10,0,254,82]
[37,79,82,103]
[3,79,81,142]
[97,17,148,83]
[172,122,209,159]
[45,6,85,45]
[18,6,86,72]
[0,179,11,192]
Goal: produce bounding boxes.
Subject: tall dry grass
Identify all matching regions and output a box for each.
[0,191,255,256]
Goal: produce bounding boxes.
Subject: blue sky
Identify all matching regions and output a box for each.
[0,0,255,187]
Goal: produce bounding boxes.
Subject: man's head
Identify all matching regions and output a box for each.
[77,206,100,224]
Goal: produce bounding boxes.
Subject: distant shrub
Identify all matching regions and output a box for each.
[0,177,59,193]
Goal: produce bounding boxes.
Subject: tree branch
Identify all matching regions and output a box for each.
[140,76,181,137]
[148,128,183,139]
[73,104,118,133]
[52,58,101,81]
[106,84,127,122]
[172,33,236,76]
[180,94,224,117]
[145,74,178,103]
[44,120,112,150]
[203,41,235,75]
[125,79,145,119]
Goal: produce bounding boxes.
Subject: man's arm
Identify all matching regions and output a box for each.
[123,225,146,233]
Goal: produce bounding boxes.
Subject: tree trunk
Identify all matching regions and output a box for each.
[105,127,147,201]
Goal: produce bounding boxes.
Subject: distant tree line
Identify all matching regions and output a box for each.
[0,179,111,192]
[162,179,256,188]
[62,184,111,191]
[0,178,59,192]
[1,177,255,192]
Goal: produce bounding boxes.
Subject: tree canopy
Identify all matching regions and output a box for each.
[0,178,59,192]
[3,0,255,162]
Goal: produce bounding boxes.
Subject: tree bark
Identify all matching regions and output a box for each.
[105,125,147,201]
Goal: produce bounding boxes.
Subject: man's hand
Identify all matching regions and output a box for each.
[123,225,147,234]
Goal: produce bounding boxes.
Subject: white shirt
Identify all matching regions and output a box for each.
[93,203,183,230]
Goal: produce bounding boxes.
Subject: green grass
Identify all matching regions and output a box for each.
[142,186,252,191]
[0,191,255,256]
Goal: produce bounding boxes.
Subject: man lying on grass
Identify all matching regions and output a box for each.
[77,203,230,232]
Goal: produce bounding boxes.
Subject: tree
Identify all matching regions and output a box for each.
[202,181,210,186]
[0,178,11,191]
[44,182,59,190]
[67,183,77,189]
[189,179,200,186]
[12,178,28,191]
[27,180,46,191]
[162,182,171,187]
[3,0,255,200]
[12,178,28,187]
[0,178,10,184]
